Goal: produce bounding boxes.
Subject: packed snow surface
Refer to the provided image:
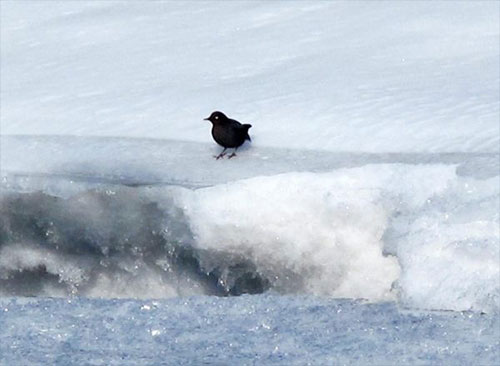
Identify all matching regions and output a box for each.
[1,1,498,152]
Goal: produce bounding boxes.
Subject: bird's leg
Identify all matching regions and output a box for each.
[228,147,238,159]
[214,148,227,160]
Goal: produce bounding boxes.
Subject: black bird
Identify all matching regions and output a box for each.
[204,111,252,159]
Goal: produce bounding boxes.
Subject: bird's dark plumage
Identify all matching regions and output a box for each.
[204,111,252,159]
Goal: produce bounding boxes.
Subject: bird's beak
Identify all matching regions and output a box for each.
[203,117,209,121]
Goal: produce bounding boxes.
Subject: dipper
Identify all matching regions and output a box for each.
[204,111,252,159]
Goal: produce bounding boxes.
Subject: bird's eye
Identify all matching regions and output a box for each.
[215,116,219,119]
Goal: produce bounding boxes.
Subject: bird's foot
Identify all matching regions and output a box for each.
[227,152,237,159]
[214,152,227,160]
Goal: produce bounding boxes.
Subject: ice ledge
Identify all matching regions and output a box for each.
[1,135,498,190]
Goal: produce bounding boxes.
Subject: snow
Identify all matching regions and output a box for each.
[1,1,499,152]
[1,146,498,312]
[1,1,499,365]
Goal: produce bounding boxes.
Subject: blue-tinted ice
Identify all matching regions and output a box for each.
[1,296,498,365]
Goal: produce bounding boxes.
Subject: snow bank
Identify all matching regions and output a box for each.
[1,159,498,312]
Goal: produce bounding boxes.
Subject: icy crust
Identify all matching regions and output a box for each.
[177,165,499,312]
[396,178,500,312]
[1,135,499,191]
[1,164,498,313]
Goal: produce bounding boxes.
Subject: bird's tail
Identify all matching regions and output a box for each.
[243,124,252,141]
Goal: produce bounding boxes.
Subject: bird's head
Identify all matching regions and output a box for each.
[204,111,228,124]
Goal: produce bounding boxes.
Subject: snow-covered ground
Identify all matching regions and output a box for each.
[1,1,498,152]
[1,1,499,365]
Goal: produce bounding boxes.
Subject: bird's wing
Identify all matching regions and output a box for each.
[228,118,242,127]
[228,119,251,129]
[228,119,252,141]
